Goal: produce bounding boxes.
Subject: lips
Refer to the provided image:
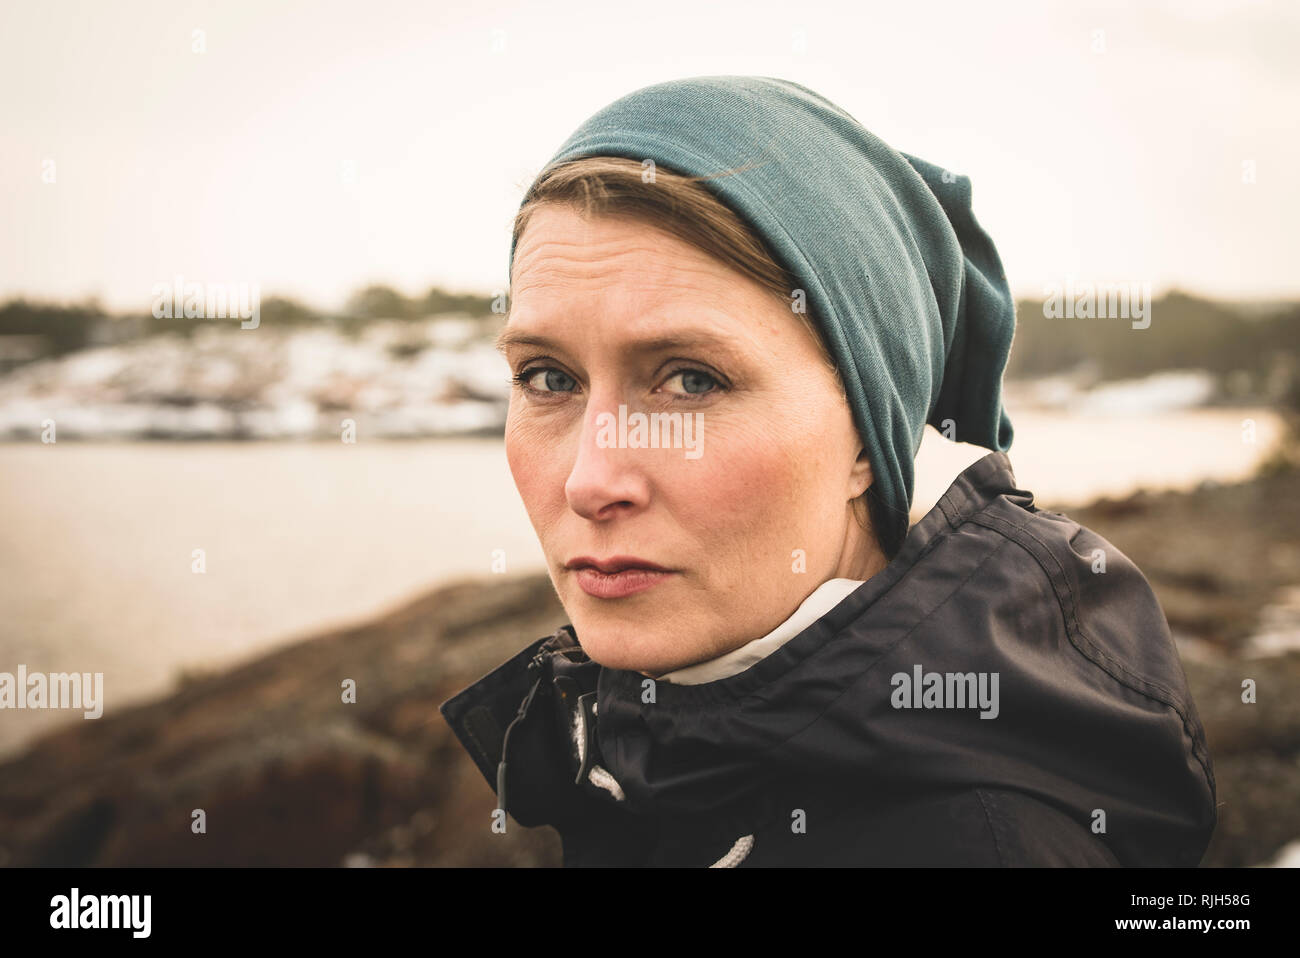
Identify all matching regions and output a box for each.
[566,556,676,599]
[565,555,671,574]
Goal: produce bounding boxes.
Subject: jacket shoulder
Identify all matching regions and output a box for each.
[973,496,1188,704]
[969,493,1215,795]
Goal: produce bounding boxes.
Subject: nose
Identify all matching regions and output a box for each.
[564,393,651,521]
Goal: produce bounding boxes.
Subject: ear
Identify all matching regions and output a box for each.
[850,445,874,499]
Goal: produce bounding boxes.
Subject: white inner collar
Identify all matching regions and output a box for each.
[656,577,866,686]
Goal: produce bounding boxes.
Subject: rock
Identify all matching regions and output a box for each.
[0,573,565,867]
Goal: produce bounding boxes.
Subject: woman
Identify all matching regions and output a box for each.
[440,76,1217,867]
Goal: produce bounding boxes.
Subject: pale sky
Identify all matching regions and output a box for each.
[2,0,1297,313]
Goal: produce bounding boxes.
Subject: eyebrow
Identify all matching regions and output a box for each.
[494,328,748,358]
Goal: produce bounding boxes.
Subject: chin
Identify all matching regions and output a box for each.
[567,616,684,676]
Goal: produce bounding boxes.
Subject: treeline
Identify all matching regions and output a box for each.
[0,284,500,356]
[1007,291,1299,386]
[342,285,495,322]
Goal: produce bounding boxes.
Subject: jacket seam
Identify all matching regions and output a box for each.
[966,508,1216,798]
[978,509,1185,701]
[460,723,490,774]
[974,788,1007,867]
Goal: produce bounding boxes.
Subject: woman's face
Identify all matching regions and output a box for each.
[501,204,885,676]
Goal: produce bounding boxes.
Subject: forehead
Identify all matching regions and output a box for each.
[515,206,753,295]
[507,205,778,341]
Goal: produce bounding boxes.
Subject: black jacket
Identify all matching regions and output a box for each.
[439,451,1218,866]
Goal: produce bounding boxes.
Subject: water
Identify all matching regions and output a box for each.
[0,438,546,758]
[0,407,1285,758]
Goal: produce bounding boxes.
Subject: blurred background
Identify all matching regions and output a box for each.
[1,0,1297,867]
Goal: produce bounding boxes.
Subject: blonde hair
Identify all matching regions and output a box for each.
[510,155,894,555]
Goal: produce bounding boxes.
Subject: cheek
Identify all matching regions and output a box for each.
[672,424,811,552]
[692,404,855,573]
[504,411,569,526]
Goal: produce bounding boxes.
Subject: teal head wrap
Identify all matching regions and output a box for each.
[509,75,1016,558]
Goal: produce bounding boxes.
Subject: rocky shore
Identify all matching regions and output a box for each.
[1,455,1297,868]
[0,573,566,867]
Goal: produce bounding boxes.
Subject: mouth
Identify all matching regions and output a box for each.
[565,555,676,599]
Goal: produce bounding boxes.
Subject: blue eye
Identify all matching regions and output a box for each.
[512,367,577,393]
[664,367,720,397]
